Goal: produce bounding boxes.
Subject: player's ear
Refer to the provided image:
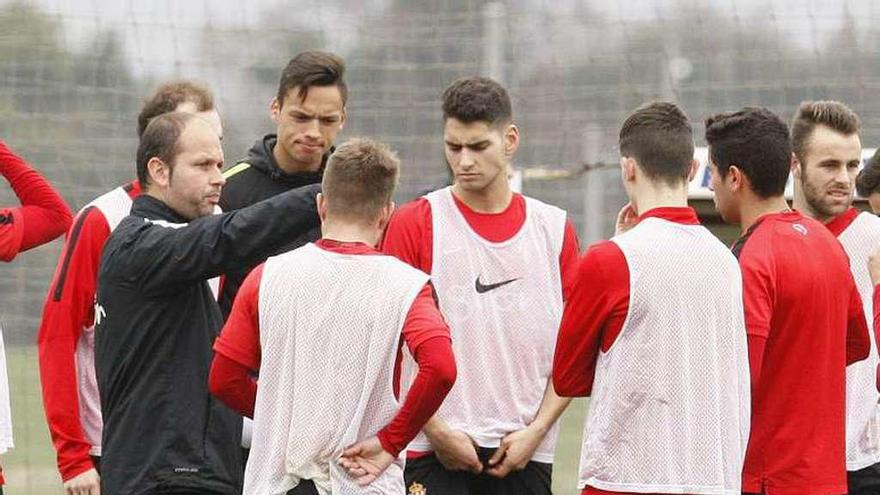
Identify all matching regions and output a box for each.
[317,193,327,223]
[147,157,171,189]
[620,157,637,183]
[791,152,802,180]
[687,158,699,182]
[270,97,281,124]
[728,165,744,193]
[339,107,347,130]
[503,124,520,157]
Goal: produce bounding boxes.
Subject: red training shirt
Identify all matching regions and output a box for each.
[37,180,140,481]
[210,238,456,457]
[734,210,869,495]
[0,139,72,260]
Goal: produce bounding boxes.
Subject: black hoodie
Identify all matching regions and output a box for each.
[218,134,327,317]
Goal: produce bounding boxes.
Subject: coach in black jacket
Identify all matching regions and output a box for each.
[217,50,346,318]
[94,112,320,495]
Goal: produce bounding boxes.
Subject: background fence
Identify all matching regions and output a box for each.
[1,0,879,492]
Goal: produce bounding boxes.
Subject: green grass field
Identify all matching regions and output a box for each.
[0,347,589,494]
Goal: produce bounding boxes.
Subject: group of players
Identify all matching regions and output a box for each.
[0,50,874,495]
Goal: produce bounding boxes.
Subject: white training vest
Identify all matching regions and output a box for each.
[246,243,428,495]
[838,212,880,471]
[408,186,565,462]
[579,217,751,494]
[0,323,12,454]
[78,185,134,455]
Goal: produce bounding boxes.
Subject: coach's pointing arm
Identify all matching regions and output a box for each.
[106,183,320,295]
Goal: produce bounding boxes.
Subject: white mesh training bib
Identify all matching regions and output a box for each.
[246,243,428,495]
[838,212,880,470]
[579,217,751,494]
[77,185,134,455]
[407,187,565,462]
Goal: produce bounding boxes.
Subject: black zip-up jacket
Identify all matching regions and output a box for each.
[95,185,320,495]
[217,134,327,317]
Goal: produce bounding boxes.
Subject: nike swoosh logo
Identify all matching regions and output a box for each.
[475,276,520,294]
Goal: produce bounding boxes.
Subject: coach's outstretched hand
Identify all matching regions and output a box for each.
[615,202,639,236]
[63,467,100,495]
[338,437,395,486]
[425,418,483,473]
[486,424,544,478]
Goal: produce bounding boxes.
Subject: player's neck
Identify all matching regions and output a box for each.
[632,182,688,216]
[273,144,322,174]
[451,179,513,214]
[739,194,791,233]
[321,219,381,247]
[792,188,837,224]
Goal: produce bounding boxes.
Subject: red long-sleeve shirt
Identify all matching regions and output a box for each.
[37,180,140,481]
[0,139,72,259]
[210,238,457,457]
[0,139,73,486]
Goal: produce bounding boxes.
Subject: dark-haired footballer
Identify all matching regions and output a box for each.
[553,101,750,495]
[218,50,347,319]
[706,106,870,495]
[381,76,579,495]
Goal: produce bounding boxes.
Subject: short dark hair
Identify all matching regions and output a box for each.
[791,100,861,163]
[442,76,512,126]
[856,149,880,197]
[322,138,399,222]
[136,112,196,187]
[137,80,214,137]
[704,107,791,199]
[277,51,347,107]
[618,101,694,186]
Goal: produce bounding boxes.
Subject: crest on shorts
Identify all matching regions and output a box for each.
[408,482,427,495]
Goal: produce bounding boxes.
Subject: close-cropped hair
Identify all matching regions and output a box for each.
[136,112,196,187]
[791,100,861,163]
[322,138,399,222]
[618,101,695,186]
[856,149,880,198]
[704,106,791,199]
[442,76,512,127]
[137,80,214,137]
[277,51,347,106]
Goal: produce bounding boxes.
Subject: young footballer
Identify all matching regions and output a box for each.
[218,50,346,318]
[706,106,870,495]
[210,137,456,495]
[382,76,580,494]
[37,80,221,495]
[553,101,751,495]
[791,100,880,494]
[0,138,72,492]
[856,149,880,214]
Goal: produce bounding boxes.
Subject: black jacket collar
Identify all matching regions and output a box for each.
[247,134,331,185]
[131,195,189,224]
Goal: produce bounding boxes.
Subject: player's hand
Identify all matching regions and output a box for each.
[338,437,395,486]
[429,428,483,473]
[615,202,639,236]
[64,467,101,495]
[869,249,880,287]
[485,425,545,478]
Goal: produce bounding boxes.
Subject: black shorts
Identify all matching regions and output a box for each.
[404,447,552,495]
[848,461,880,495]
[286,479,318,495]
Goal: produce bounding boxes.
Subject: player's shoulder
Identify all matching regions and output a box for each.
[522,193,566,217]
[389,197,432,227]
